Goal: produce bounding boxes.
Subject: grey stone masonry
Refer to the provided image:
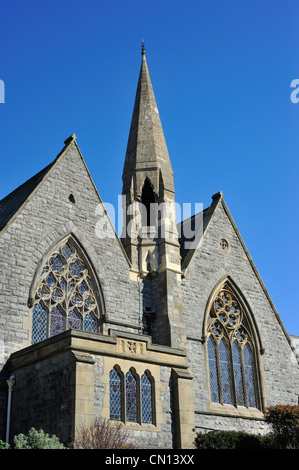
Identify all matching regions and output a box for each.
[182,193,299,432]
[0,48,298,447]
[0,138,141,437]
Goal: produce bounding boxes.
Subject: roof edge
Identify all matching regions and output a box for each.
[0,135,77,238]
[220,197,295,355]
[181,191,223,272]
[0,133,132,269]
[182,191,295,356]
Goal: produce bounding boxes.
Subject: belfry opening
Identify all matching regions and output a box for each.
[141,178,156,227]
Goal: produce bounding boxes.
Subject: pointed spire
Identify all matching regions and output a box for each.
[122,45,174,199]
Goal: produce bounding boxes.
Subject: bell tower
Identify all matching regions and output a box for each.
[121,44,186,349]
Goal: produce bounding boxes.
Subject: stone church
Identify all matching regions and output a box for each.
[0,45,298,449]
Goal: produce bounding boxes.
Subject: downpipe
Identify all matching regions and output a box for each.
[5,375,15,447]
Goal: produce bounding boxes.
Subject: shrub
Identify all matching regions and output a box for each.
[72,418,134,449]
[0,440,9,449]
[14,428,66,449]
[264,405,299,449]
[194,430,276,449]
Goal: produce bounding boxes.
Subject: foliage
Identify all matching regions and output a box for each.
[13,427,66,449]
[0,440,9,449]
[72,418,134,449]
[194,430,276,449]
[264,405,299,449]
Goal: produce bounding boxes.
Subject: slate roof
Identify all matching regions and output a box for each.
[177,208,209,269]
[0,161,56,233]
[0,135,76,234]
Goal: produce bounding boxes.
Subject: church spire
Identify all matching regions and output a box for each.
[121,46,185,351]
[122,44,174,199]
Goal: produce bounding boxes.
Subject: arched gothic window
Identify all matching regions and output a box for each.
[110,367,122,421]
[207,282,259,409]
[31,238,101,344]
[126,369,138,423]
[109,366,154,425]
[141,178,156,226]
[141,372,153,424]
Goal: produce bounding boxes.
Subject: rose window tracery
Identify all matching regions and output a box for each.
[207,282,258,409]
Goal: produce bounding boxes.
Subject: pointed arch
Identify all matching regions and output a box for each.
[125,368,139,423]
[141,370,155,424]
[109,365,124,421]
[202,276,263,354]
[204,276,263,410]
[145,250,155,273]
[141,177,156,226]
[30,234,105,344]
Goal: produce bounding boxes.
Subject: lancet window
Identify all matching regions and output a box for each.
[109,367,154,425]
[31,238,100,344]
[207,282,259,409]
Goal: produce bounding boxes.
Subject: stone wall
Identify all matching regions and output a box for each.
[182,199,299,432]
[0,140,141,438]
[9,350,73,444]
[6,329,193,449]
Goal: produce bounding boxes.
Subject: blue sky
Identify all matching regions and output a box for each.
[0,0,298,335]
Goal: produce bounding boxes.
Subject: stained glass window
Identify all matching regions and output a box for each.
[141,373,153,424]
[67,310,82,330]
[32,302,47,344]
[109,366,155,425]
[208,337,220,403]
[207,282,259,409]
[110,368,122,421]
[219,340,233,405]
[83,312,98,333]
[243,344,257,408]
[233,342,245,406]
[31,238,101,344]
[126,370,137,422]
[50,306,65,336]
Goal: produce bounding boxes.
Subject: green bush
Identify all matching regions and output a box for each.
[194,430,276,449]
[264,405,299,449]
[0,440,9,449]
[14,428,66,449]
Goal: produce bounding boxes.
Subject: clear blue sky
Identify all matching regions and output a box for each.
[0,1,298,335]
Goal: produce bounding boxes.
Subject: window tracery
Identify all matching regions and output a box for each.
[207,282,258,409]
[31,238,100,344]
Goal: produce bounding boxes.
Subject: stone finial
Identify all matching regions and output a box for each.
[141,40,146,56]
[64,134,77,146]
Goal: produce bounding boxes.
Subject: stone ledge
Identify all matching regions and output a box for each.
[195,407,265,421]
[9,328,189,371]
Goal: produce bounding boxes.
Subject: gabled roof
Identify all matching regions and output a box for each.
[0,136,77,234]
[177,208,209,268]
[0,161,55,233]
[177,192,222,270]
[0,135,131,266]
[178,190,296,356]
